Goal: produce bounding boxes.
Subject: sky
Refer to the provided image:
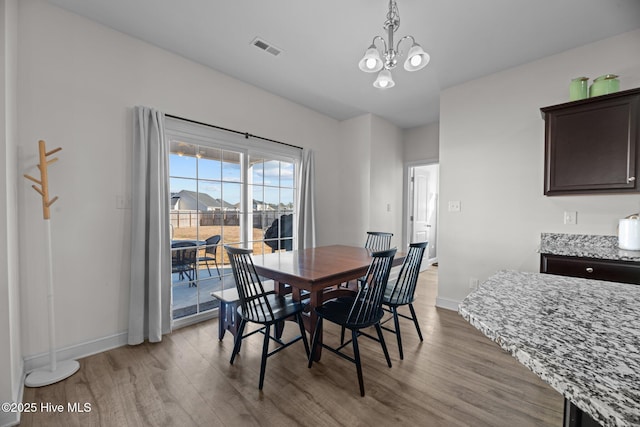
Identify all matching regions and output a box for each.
[169,150,295,207]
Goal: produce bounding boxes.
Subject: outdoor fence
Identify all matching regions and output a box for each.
[170,209,293,229]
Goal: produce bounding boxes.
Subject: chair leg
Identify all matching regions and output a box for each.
[409,304,424,341]
[408,303,423,341]
[214,259,221,278]
[340,325,346,345]
[375,323,392,368]
[308,317,322,368]
[296,313,310,358]
[392,306,404,360]
[258,324,271,390]
[352,329,365,397]
[230,319,246,364]
[205,260,211,276]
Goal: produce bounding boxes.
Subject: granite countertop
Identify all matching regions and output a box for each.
[539,233,640,262]
[459,270,640,427]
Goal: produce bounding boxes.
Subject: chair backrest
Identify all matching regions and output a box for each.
[171,241,197,267]
[386,242,428,304]
[205,235,221,256]
[364,231,393,252]
[348,248,397,324]
[225,245,275,321]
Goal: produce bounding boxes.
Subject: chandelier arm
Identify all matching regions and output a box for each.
[371,35,387,53]
[395,35,416,54]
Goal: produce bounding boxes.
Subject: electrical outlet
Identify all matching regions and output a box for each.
[564,211,577,225]
[448,201,461,212]
[469,277,480,290]
[116,194,132,210]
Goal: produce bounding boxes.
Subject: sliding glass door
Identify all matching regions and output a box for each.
[166,119,299,323]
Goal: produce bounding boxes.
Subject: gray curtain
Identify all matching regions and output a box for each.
[296,149,316,250]
[128,106,171,344]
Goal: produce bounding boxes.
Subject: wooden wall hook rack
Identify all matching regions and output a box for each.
[24,140,62,220]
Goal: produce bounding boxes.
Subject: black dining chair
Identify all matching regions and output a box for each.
[364,231,393,251]
[199,235,222,278]
[381,241,428,360]
[225,245,310,390]
[308,248,396,397]
[338,231,394,292]
[171,241,198,286]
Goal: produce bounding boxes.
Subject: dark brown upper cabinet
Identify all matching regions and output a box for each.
[541,87,640,195]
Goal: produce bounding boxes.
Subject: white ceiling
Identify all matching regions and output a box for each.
[47,0,640,129]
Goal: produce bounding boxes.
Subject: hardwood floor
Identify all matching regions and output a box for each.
[21,266,563,426]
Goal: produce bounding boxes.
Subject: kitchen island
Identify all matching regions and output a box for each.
[459,270,640,427]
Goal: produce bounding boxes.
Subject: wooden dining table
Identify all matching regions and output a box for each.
[251,244,404,361]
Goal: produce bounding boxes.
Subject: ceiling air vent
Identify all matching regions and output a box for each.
[251,37,282,57]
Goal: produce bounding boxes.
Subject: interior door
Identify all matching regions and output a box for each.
[412,168,430,243]
[411,164,438,267]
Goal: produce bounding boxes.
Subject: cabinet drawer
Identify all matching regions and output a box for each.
[540,254,640,285]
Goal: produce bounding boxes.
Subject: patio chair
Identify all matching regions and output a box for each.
[199,235,222,278]
[171,241,198,286]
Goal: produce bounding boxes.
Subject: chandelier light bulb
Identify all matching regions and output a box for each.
[403,43,430,72]
[373,69,395,89]
[358,45,383,72]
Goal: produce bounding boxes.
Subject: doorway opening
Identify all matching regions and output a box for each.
[407,163,439,269]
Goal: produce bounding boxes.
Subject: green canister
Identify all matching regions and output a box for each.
[589,74,620,97]
[569,77,589,101]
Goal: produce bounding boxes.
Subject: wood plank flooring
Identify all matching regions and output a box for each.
[21,266,563,426]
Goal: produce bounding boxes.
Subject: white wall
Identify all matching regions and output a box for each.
[404,122,439,163]
[0,1,21,426]
[336,114,405,249]
[370,115,404,248]
[16,0,375,360]
[338,114,372,246]
[437,29,640,308]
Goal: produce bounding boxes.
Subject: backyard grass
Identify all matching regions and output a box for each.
[172,225,276,262]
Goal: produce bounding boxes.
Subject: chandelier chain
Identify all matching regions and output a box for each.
[384,0,400,33]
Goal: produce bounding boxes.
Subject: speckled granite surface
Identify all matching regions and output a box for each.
[540,233,640,262]
[459,270,640,427]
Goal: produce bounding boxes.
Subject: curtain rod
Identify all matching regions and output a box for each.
[165,114,303,151]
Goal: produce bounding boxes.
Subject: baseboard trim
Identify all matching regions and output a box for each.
[0,410,19,427]
[435,296,461,312]
[23,331,128,374]
[0,359,25,427]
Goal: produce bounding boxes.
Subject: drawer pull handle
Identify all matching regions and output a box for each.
[629,177,636,182]
[586,267,594,273]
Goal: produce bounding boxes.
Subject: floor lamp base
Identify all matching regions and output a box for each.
[25,359,80,387]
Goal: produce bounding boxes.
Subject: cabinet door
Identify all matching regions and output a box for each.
[543,92,639,195]
[540,254,640,285]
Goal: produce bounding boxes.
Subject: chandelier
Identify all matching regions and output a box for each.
[358,0,430,89]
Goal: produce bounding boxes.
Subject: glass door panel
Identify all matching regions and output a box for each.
[169,136,297,322]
